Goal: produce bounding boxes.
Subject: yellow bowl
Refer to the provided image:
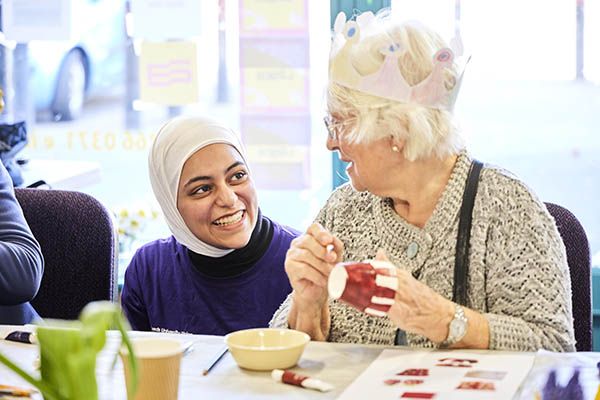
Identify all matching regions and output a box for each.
[224,328,310,371]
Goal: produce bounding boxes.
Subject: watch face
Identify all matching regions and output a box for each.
[450,318,467,340]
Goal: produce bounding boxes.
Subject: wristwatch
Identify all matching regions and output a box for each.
[440,304,468,348]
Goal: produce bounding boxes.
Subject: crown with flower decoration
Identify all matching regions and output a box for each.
[329,11,468,111]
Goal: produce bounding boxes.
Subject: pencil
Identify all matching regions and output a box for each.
[0,384,36,397]
[202,346,229,376]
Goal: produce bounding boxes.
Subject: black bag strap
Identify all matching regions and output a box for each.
[394,159,483,345]
[452,159,483,306]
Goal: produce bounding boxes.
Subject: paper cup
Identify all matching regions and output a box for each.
[120,338,183,400]
[328,260,397,317]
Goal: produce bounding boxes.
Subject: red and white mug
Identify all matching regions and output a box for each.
[327,260,397,317]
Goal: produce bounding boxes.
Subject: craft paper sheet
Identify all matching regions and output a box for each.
[337,349,534,400]
[513,349,600,400]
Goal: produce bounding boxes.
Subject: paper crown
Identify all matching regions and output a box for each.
[329,11,467,111]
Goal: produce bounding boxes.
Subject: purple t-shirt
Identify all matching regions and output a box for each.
[121,221,296,335]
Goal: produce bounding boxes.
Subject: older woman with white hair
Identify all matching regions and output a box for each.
[121,116,298,335]
[270,10,574,352]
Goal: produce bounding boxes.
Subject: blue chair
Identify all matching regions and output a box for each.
[15,188,118,319]
[545,202,592,351]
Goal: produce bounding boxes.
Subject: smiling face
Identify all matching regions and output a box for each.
[176,143,258,250]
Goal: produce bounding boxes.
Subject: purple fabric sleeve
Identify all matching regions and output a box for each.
[0,162,43,323]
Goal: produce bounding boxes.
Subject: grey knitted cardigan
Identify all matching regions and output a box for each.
[271,153,575,352]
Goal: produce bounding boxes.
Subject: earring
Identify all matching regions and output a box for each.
[392,145,399,153]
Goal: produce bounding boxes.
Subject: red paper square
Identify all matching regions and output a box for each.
[400,392,436,399]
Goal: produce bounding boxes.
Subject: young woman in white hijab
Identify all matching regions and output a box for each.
[121,116,298,335]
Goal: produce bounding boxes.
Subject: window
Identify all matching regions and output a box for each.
[2,1,598,271]
[391,0,600,266]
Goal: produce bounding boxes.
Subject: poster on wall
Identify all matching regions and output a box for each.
[239,37,309,113]
[138,41,199,105]
[241,68,308,111]
[241,115,311,189]
[238,0,311,190]
[130,0,202,40]
[2,0,72,41]
[240,0,307,34]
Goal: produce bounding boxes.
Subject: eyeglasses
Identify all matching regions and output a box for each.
[323,116,355,141]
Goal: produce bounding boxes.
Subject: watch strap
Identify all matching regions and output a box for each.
[440,304,468,348]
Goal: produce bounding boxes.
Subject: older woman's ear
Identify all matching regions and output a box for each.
[389,137,405,154]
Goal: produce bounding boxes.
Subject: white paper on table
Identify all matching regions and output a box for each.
[337,349,534,400]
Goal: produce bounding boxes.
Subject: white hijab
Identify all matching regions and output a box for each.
[148,116,248,257]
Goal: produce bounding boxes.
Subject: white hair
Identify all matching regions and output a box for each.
[327,11,465,161]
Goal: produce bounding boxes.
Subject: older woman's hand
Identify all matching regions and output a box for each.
[285,223,343,340]
[286,223,343,308]
[376,251,490,348]
[374,251,456,343]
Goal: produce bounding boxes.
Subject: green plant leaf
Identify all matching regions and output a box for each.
[116,315,139,399]
[0,301,138,400]
[0,350,62,400]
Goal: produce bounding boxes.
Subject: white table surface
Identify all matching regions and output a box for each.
[1,327,600,399]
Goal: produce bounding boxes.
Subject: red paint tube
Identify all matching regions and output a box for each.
[271,369,334,392]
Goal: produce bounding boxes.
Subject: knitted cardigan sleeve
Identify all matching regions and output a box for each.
[477,172,575,351]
